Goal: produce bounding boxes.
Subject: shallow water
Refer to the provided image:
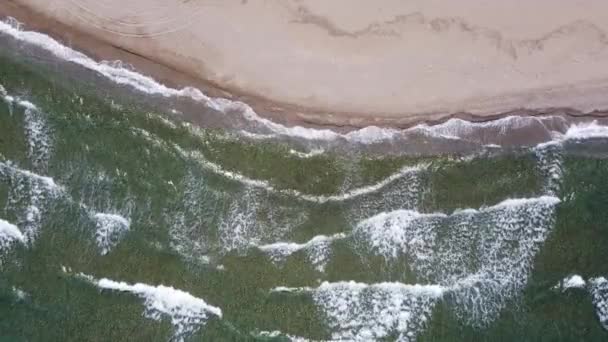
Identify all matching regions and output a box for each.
[1,21,608,342]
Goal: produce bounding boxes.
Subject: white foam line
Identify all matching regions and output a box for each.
[17,99,37,111]
[289,148,325,159]
[213,97,370,142]
[413,115,608,146]
[253,330,313,342]
[74,272,222,341]
[147,112,177,129]
[257,232,347,271]
[271,286,315,293]
[488,195,561,210]
[436,195,560,216]
[237,130,277,140]
[0,19,212,103]
[95,278,222,317]
[274,269,559,303]
[1,94,38,113]
[322,280,446,297]
[564,120,608,140]
[273,281,446,297]
[0,83,38,111]
[178,147,426,204]
[415,116,543,137]
[258,233,347,254]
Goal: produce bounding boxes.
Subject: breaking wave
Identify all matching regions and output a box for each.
[273,281,445,341]
[93,213,130,255]
[590,277,608,331]
[354,195,559,324]
[269,193,561,340]
[73,271,222,341]
[0,218,25,250]
[564,121,608,140]
[0,160,132,254]
[554,275,608,331]
[258,232,347,272]
[0,161,62,243]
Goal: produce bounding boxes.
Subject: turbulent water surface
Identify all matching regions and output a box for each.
[1,18,608,342]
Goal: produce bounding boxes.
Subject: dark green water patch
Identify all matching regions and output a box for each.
[422,153,543,212]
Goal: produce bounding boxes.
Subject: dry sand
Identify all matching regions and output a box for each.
[3,0,608,127]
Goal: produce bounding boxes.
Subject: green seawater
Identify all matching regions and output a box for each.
[1,48,608,342]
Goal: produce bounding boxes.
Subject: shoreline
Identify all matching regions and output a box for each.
[1,1,608,133]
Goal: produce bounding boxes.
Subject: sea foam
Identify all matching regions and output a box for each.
[267,195,560,340]
[554,275,608,331]
[22,103,53,172]
[589,277,608,331]
[0,161,62,243]
[353,195,560,326]
[273,281,445,341]
[0,218,25,249]
[94,213,131,255]
[564,121,608,140]
[553,274,587,291]
[76,273,222,341]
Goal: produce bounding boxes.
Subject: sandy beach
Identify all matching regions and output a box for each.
[3,0,608,127]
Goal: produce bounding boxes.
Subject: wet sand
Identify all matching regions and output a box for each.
[2,0,608,128]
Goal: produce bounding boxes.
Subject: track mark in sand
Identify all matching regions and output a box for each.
[287,4,608,60]
[63,0,219,38]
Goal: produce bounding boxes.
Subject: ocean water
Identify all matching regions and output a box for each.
[1,19,608,342]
